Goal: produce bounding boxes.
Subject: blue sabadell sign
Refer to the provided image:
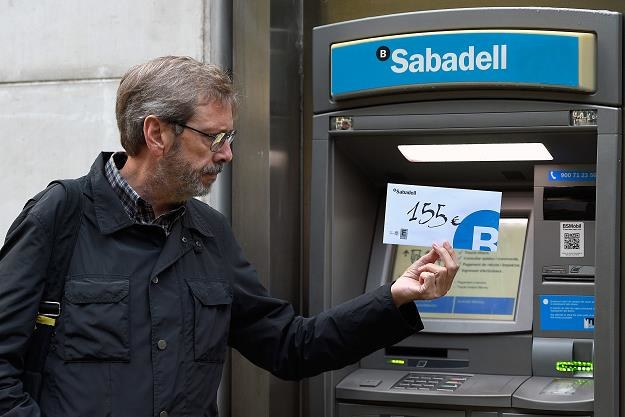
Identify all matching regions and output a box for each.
[331,30,595,98]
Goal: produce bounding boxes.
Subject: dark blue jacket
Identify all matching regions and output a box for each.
[0,153,422,417]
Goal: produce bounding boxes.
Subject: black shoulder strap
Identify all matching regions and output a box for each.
[40,179,85,309]
[21,178,85,400]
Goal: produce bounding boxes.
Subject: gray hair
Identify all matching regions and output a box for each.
[116,56,238,156]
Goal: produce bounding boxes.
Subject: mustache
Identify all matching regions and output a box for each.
[202,163,224,175]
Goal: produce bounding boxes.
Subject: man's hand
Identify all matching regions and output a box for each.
[391,241,459,307]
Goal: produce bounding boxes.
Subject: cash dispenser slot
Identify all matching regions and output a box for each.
[385,346,470,369]
[543,186,595,221]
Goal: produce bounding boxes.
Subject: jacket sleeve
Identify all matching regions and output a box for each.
[0,195,58,416]
[224,220,423,381]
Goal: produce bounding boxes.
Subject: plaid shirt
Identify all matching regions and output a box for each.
[105,152,185,235]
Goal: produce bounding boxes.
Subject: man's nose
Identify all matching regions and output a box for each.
[213,140,233,163]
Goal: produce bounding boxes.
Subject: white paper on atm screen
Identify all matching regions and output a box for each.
[383,183,502,251]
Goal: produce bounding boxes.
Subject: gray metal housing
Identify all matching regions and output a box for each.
[313,8,622,114]
[310,7,621,417]
[310,100,620,416]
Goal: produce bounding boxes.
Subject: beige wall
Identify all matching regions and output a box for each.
[0,0,214,241]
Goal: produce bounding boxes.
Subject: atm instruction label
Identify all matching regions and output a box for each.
[540,295,595,331]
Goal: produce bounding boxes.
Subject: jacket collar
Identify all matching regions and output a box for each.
[87,152,134,234]
[182,200,215,238]
[87,152,214,237]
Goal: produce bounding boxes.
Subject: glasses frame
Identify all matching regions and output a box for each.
[175,123,236,152]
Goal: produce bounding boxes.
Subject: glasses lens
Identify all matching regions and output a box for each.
[210,130,236,151]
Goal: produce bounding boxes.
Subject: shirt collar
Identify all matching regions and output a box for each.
[104,152,185,234]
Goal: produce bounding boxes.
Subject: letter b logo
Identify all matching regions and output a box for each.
[472,226,498,251]
[453,210,500,251]
[376,46,390,61]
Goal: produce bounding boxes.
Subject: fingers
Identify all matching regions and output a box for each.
[419,271,436,291]
[415,263,450,292]
[400,242,459,300]
[415,242,459,297]
[432,242,458,268]
[416,262,446,275]
[401,249,438,279]
[443,241,459,265]
[420,271,436,281]
[417,248,438,265]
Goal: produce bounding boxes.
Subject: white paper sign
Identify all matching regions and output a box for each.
[383,183,502,251]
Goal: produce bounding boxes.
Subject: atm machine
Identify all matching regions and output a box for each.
[309,8,621,417]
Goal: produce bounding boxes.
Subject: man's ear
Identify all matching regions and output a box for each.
[143,115,169,156]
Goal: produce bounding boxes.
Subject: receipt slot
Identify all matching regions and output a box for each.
[309,8,621,417]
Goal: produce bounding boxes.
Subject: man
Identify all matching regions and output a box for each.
[0,56,458,417]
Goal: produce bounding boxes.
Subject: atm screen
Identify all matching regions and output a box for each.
[391,218,528,321]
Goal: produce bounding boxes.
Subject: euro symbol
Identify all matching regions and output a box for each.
[451,216,461,226]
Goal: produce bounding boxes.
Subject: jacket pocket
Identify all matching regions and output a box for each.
[186,278,232,363]
[61,275,130,361]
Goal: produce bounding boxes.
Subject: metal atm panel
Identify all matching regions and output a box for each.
[309,7,621,417]
[311,102,617,417]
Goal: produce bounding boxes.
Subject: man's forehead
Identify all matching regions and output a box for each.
[192,100,232,116]
[189,100,235,128]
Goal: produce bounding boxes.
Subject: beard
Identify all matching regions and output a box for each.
[149,139,223,203]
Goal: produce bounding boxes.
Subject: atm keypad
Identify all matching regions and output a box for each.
[391,373,469,392]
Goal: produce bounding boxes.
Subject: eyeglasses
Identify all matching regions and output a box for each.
[176,123,236,152]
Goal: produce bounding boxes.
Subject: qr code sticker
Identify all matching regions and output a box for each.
[564,232,580,250]
[560,222,584,257]
[400,229,408,240]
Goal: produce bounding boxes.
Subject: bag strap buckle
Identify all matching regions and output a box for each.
[38,301,61,318]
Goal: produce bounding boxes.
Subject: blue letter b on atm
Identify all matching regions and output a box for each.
[453,210,500,251]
